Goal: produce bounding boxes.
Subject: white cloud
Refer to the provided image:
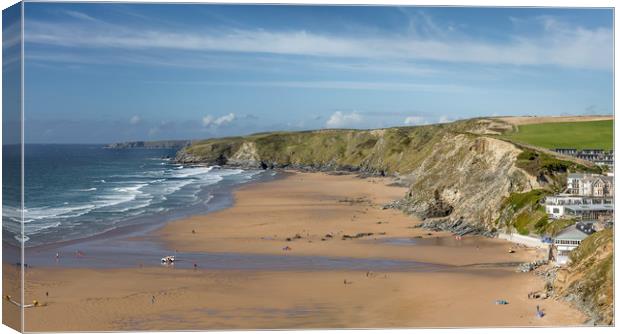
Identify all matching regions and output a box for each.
[64,10,101,23]
[325,112,363,128]
[202,115,214,127]
[129,115,141,125]
[438,115,453,124]
[202,113,236,127]
[214,113,236,126]
[24,15,612,70]
[403,116,427,125]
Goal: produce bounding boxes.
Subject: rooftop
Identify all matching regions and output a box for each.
[554,225,590,241]
[567,173,613,181]
[564,203,614,211]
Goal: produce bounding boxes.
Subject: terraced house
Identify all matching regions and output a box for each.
[553,148,614,167]
[566,173,614,197]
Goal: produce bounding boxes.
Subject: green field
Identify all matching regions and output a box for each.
[501,120,613,150]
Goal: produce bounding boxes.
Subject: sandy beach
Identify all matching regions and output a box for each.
[15,172,586,331]
[157,172,539,266]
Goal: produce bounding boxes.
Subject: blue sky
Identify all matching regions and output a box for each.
[2,2,21,145]
[20,3,613,143]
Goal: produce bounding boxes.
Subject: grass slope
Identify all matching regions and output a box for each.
[501,120,613,150]
[560,229,614,325]
[182,125,449,174]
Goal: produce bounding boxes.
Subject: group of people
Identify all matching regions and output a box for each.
[55,249,85,261]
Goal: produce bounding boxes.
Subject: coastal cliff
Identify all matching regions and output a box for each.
[552,229,614,325]
[176,118,553,234]
[105,140,191,149]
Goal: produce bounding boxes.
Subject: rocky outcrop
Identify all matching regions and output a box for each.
[228,141,261,167]
[400,134,540,233]
[415,217,495,237]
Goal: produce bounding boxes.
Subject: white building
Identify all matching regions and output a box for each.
[563,203,614,220]
[552,224,591,266]
[545,194,613,219]
[567,173,613,197]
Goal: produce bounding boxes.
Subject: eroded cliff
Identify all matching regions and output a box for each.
[176,119,543,234]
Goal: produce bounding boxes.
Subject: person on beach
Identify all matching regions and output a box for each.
[151,295,156,304]
[536,305,544,318]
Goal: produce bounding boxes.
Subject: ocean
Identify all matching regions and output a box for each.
[2,144,267,247]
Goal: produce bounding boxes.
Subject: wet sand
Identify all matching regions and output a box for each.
[22,266,584,331]
[157,172,540,266]
[13,172,586,331]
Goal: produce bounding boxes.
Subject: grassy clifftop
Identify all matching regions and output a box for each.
[500,120,613,150]
[178,124,450,175]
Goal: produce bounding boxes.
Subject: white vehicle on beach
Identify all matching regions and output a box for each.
[161,256,175,264]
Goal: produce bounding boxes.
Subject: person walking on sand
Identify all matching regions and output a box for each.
[536,305,544,318]
[151,295,156,304]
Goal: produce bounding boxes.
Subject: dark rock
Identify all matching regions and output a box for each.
[214,154,228,166]
[341,232,374,240]
[415,218,496,238]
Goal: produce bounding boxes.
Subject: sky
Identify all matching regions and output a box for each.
[16,3,614,143]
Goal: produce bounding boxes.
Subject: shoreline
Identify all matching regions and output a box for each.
[12,171,588,330]
[19,169,282,268]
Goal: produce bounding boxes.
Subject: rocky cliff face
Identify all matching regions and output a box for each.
[176,119,542,234]
[400,134,540,235]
